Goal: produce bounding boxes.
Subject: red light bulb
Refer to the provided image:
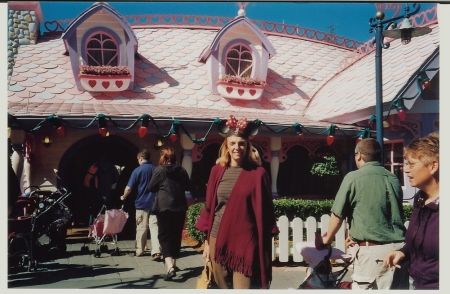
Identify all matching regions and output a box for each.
[139,126,148,138]
[169,134,178,143]
[397,109,406,121]
[56,126,66,137]
[99,128,107,137]
[327,135,334,145]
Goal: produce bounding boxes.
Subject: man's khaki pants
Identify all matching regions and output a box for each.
[136,209,162,256]
[352,242,408,290]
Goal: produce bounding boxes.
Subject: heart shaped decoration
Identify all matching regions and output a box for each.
[238,89,244,96]
[115,80,123,88]
[226,87,233,94]
[44,21,59,32]
[88,80,97,87]
[249,89,256,96]
[102,81,110,89]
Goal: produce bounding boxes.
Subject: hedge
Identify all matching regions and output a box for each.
[186,198,414,243]
[186,202,206,243]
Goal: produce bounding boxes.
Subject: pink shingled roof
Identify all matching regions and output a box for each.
[303,23,439,123]
[8,26,354,128]
[8,20,439,130]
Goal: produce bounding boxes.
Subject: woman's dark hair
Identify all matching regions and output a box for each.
[158,147,176,165]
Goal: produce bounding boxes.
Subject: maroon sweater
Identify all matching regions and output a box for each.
[196,164,279,289]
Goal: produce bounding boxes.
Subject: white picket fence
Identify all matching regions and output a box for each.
[272,215,410,262]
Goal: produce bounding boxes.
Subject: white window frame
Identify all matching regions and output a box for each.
[383,140,405,186]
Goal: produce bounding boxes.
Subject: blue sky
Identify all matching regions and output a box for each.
[39,1,437,43]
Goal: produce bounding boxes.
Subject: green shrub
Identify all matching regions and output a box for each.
[403,204,413,222]
[273,198,334,220]
[310,156,339,177]
[186,202,205,243]
[186,198,413,244]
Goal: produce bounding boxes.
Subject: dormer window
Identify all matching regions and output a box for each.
[86,32,119,66]
[198,13,276,100]
[226,44,253,78]
[61,2,137,92]
[78,30,131,92]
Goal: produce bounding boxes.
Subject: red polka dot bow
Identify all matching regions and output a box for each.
[226,115,248,135]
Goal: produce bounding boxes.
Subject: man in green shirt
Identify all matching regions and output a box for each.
[318,138,408,289]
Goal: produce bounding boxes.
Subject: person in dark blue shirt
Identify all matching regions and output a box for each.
[120,149,161,258]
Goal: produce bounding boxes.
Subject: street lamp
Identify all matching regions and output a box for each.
[369,3,431,165]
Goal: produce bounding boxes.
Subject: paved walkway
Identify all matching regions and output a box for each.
[7,227,352,289]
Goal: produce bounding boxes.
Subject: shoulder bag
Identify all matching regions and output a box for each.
[196,260,214,289]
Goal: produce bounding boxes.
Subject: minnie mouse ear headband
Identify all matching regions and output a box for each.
[218,115,259,138]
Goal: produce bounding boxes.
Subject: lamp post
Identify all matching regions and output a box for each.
[369,3,431,165]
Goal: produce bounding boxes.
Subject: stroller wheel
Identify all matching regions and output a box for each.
[59,244,67,254]
[111,248,120,256]
[94,249,101,258]
[81,245,90,253]
[48,247,60,260]
[100,244,108,253]
[20,255,30,268]
[27,260,37,272]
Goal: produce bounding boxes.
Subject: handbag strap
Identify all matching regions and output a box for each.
[206,260,213,280]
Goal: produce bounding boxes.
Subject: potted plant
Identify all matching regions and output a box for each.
[78,65,132,92]
[310,155,340,196]
[310,155,339,177]
[215,75,266,100]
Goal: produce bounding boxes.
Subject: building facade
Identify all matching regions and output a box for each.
[7,2,439,223]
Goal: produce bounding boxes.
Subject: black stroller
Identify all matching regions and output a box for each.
[8,187,72,271]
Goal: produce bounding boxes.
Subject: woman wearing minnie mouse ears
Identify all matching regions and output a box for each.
[195,115,279,289]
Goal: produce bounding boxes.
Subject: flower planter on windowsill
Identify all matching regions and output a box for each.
[215,81,265,100]
[78,74,132,92]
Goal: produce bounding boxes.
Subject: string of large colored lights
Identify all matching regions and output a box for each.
[8,112,367,146]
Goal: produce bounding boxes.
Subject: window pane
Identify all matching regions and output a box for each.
[239,61,252,77]
[393,143,403,163]
[383,144,392,164]
[226,59,239,76]
[103,50,118,66]
[393,165,404,186]
[241,51,252,60]
[227,48,239,59]
[87,39,101,48]
[87,49,102,66]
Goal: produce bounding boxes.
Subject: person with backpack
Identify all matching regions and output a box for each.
[148,147,190,280]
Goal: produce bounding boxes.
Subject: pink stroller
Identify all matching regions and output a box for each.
[82,205,128,257]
